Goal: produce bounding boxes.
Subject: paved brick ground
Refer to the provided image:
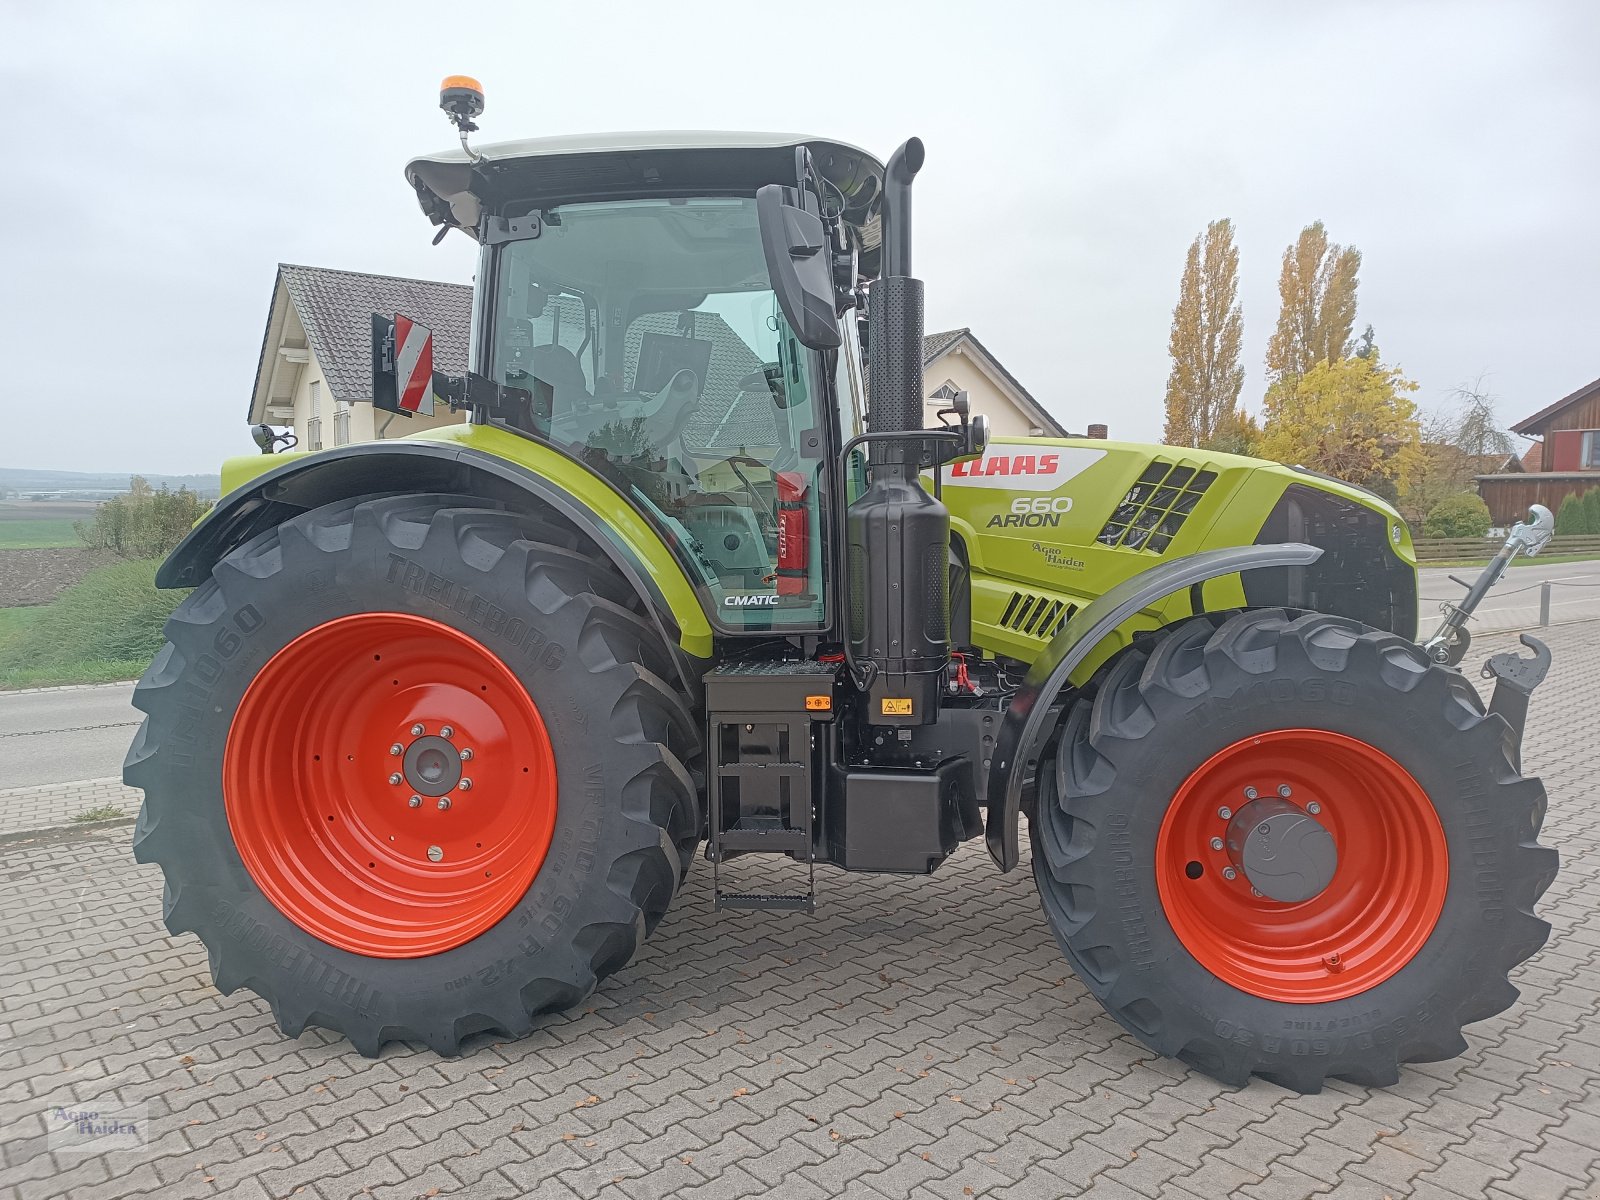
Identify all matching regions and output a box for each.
[0,777,138,836]
[2,624,1598,1200]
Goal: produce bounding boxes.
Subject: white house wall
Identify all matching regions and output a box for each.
[286,347,462,449]
[924,348,1042,439]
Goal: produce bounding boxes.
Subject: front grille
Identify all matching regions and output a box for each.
[998,590,1077,639]
[1096,460,1218,553]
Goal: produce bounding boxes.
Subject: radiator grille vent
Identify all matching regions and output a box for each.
[998,591,1078,640]
[1096,460,1218,553]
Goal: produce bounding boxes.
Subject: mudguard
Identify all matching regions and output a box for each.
[985,542,1324,871]
[157,438,714,690]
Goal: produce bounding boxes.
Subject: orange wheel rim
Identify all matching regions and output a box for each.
[224,613,558,958]
[1155,729,1448,1003]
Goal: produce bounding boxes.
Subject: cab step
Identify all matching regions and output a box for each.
[715,891,815,913]
[704,659,834,915]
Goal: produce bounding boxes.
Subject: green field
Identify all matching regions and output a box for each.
[0,559,185,688]
[0,518,80,549]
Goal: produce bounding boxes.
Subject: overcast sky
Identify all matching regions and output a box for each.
[3,1,1596,474]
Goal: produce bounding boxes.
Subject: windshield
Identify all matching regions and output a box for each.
[487,196,830,631]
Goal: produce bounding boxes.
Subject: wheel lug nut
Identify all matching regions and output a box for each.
[427,845,443,862]
[437,797,452,811]
[1209,836,1224,851]
[1243,786,1259,800]
[440,725,454,739]
[390,743,403,756]
[1250,887,1262,898]
[1306,801,1322,815]
[388,773,403,786]
[408,795,422,809]
[1278,784,1292,798]
[1217,806,1232,820]
[458,778,473,792]
[1222,866,1238,880]
[460,748,474,762]
[411,723,426,736]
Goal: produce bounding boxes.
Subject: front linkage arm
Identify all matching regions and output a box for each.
[1422,504,1555,666]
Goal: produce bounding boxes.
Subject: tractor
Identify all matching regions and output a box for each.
[126,77,1557,1092]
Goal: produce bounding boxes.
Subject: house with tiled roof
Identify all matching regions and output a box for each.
[921,328,1074,439]
[1476,375,1600,525]
[248,264,472,450]
[248,266,1083,452]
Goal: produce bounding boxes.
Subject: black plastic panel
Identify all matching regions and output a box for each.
[1246,484,1418,639]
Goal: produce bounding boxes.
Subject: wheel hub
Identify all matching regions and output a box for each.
[1155,728,1449,1003]
[1225,797,1337,903]
[402,734,463,796]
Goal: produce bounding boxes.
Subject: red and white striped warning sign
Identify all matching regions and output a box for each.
[394,315,435,415]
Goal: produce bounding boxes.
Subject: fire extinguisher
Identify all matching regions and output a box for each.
[776,471,809,598]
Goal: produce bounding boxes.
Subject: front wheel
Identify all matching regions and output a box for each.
[126,494,701,1055]
[1032,609,1556,1092]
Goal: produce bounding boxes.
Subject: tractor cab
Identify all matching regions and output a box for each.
[402,132,893,631]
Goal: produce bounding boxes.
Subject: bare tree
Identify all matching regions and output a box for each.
[1449,376,1517,460]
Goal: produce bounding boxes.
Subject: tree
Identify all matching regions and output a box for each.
[1264,221,1363,385]
[1449,378,1517,461]
[1555,494,1586,536]
[75,475,210,559]
[1422,493,1491,539]
[1257,356,1422,490]
[1204,406,1261,457]
[1399,381,1518,528]
[1584,488,1600,535]
[1352,324,1378,360]
[1163,219,1245,449]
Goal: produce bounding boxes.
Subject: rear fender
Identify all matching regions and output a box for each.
[159,439,713,692]
[985,542,1323,871]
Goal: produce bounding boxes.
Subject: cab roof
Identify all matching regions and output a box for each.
[405,130,887,267]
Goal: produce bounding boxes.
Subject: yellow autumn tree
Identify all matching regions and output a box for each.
[1257,356,1422,490]
[1204,406,1261,457]
[1163,219,1245,448]
[1264,222,1362,386]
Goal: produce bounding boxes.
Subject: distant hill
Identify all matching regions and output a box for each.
[0,467,221,500]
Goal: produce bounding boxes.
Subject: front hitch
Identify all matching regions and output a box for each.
[1422,504,1555,665]
[1481,634,1552,772]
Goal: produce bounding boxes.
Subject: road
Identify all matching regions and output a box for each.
[1418,557,1600,633]
[0,681,138,791]
[0,559,1596,794]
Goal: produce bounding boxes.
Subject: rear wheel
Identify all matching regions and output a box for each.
[1032,609,1556,1091]
[127,494,700,1054]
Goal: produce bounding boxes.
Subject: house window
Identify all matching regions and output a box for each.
[334,400,351,446]
[306,379,323,450]
[1584,431,1600,469]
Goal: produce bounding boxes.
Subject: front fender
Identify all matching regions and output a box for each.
[985,542,1323,871]
[159,438,714,676]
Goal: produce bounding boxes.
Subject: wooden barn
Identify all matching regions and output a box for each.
[1477,375,1600,525]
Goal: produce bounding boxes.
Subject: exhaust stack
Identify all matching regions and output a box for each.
[847,138,951,726]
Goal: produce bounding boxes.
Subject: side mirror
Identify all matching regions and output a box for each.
[755,184,842,351]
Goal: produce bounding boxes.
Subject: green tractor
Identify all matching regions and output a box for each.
[127,78,1557,1092]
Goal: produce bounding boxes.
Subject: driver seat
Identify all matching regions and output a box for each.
[528,344,592,427]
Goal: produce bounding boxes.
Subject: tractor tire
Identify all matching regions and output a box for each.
[126,494,701,1055]
[1031,609,1556,1092]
